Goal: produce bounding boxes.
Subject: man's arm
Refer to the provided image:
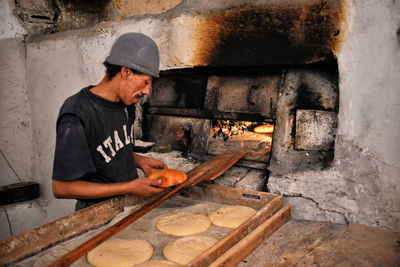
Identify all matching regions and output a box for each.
[133,153,167,177]
[53,177,163,199]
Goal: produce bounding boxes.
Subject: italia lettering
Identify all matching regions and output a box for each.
[123,125,131,145]
[97,145,112,163]
[97,124,133,163]
[130,124,134,143]
[114,130,124,152]
[103,136,116,157]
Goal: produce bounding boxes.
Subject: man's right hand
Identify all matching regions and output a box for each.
[126,178,165,197]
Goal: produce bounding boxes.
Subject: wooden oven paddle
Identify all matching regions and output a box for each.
[49,151,245,267]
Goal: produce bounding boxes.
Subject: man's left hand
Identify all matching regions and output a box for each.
[133,153,167,177]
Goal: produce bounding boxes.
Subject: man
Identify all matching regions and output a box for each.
[52,32,167,211]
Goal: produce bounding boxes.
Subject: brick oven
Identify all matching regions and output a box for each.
[135,0,341,189]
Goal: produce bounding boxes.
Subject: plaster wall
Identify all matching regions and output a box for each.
[0,0,39,239]
[0,1,31,186]
[0,0,27,38]
[336,0,400,228]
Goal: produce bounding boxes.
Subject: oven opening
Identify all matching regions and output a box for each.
[141,66,282,170]
[208,120,274,167]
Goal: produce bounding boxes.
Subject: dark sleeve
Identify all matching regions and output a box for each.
[52,114,96,181]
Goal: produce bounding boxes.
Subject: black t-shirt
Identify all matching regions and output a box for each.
[52,86,139,210]
[52,114,96,181]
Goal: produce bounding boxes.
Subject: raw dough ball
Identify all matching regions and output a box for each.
[87,239,153,267]
[163,236,218,265]
[156,212,211,236]
[208,205,257,229]
[135,259,181,267]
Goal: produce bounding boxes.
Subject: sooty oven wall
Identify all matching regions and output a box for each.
[142,0,342,173]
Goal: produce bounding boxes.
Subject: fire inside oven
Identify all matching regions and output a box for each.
[208,120,273,164]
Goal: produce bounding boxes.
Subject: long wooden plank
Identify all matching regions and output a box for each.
[187,152,246,187]
[49,152,245,267]
[187,195,284,267]
[208,205,292,267]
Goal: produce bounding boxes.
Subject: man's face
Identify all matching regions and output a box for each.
[119,68,153,105]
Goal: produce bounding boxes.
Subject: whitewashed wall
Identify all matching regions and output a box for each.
[0,0,41,239]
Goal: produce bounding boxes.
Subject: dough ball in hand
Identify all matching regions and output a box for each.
[148,168,187,187]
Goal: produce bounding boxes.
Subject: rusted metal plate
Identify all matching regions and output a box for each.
[150,74,208,109]
[295,109,338,150]
[146,115,211,154]
[205,75,281,117]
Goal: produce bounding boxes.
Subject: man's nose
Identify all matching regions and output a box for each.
[142,85,151,95]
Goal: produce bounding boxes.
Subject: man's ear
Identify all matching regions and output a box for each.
[120,66,130,79]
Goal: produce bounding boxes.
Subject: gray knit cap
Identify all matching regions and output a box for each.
[105,32,160,77]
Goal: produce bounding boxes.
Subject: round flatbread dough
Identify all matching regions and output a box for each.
[163,236,218,265]
[135,259,181,267]
[208,205,257,229]
[87,239,153,267]
[156,212,211,236]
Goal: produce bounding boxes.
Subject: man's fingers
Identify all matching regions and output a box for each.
[149,178,162,186]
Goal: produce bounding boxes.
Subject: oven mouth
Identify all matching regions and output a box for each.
[208,120,274,168]
[142,62,338,171]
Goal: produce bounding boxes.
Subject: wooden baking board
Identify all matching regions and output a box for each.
[15,184,289,266]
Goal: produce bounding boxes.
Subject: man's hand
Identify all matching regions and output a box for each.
[126,178,165,197]
[134,153,167,177]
